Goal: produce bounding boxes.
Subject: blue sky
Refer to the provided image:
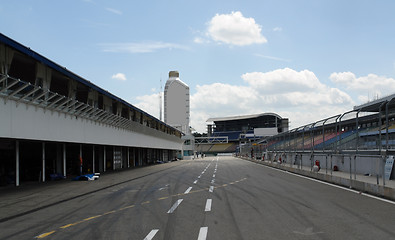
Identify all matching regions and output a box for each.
[2,0,395,132]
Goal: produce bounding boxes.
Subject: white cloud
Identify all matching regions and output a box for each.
[242,68,325,94]
[134,93,160,119]
[254,53,291,62]
[193,37,210,44]
[106,8,122,15]
[100,42,189,53]
[207,11,267,46]
[134,68,358,133]
[330,72,395,100]
[273,27,282,32]
[112,73,127,81]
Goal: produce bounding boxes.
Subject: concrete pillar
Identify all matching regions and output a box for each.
[0,44,14,75]
[15,140,19,187]
[35,62,51,90]
[63,143,66,177]
[42,142,46,182]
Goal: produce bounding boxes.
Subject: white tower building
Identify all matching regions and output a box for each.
[164,71,194,159]
[164,71,190,134]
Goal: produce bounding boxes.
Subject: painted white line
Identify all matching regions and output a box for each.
[205,199,212,212]
[198,227,208,240]
[184,187,192,194]
[167,199,183,213]
[211,179,215,184]
[252,161,395,205]
[209,186,214,192]
[198,175,201,179]
[202,171,205,174]
[212,174,216,178]
[286,171,395,205]
[193,180,198,184]
[144,229,159,240]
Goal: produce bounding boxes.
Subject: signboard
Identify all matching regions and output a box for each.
[384,155,394,180]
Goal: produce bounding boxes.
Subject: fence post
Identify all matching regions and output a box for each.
[325,155,328,174]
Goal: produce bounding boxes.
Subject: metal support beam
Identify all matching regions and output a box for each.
[7,82,30,98]
[46,95,65,109]
[0,78,18,93]
[15,86,40,104]
[31,89,47,103]
[38,92,58,107]
[54,98,73,111]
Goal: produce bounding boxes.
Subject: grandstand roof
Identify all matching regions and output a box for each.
[206,113,282,123]
[354,93,395,112]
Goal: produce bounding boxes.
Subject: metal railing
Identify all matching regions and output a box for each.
[0,74,176,139]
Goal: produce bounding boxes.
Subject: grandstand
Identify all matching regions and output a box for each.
[239,94,395,180]
[196,113,289,155]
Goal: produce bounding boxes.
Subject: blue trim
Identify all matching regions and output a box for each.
[0,33,179,132]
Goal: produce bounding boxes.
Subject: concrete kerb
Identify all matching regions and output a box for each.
[239,157,395,201]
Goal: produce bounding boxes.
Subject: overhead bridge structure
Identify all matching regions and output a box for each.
[0,33,183,186]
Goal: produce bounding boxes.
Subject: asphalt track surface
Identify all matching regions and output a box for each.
[1,156,395,240]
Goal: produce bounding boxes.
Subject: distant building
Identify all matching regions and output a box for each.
[164,71,194,158]
[196,113,289,155]
[164,71,190,134]
[207,113,289,140]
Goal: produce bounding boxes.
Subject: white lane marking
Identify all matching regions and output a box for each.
[198,227,208,240]
[144,229,159,240]
[286,171,395,205]
[211,179,215,184]
[212,174,215,178]
[205,199,212,211]
[167,199,183,213]
[252,161,395,205]
[184,187,192,194]
[198,175,201,179]
[209,186,214,192]
[193,180,198,184]
[158,185,169,191]
[202,171,205,174]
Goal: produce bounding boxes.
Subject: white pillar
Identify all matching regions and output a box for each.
[103,146,106,172]
[16,140,19,186]
[42,142,46,182]
[63,143,66,177]
[92,145,95,173]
